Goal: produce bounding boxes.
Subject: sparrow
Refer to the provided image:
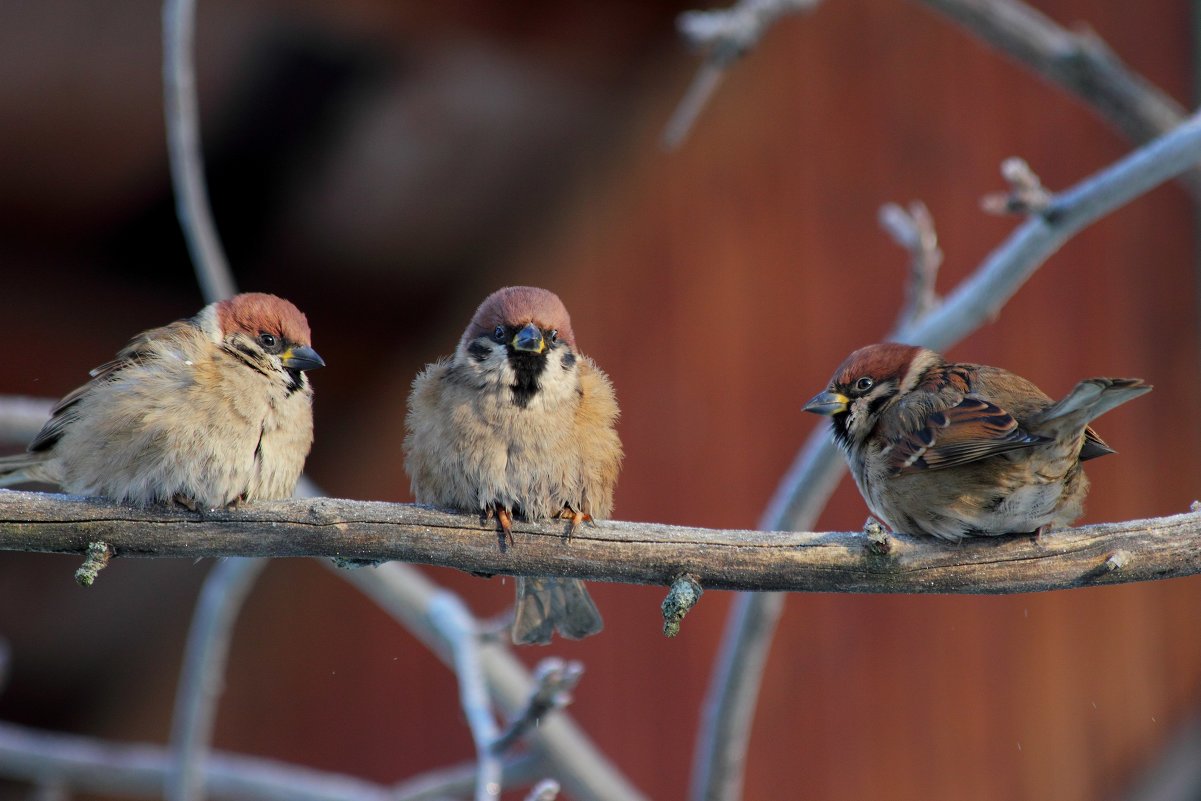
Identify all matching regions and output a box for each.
[0,292,324,509]
[404,286,622,645]
[804,342,1150,541]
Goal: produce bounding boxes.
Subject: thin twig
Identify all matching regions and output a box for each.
[879,200,943,326]
[492,659,584,754]
[426,592,502,801]
[913,0,1201,199]
[525,780,561,801]
[980,156,1052,215]
[74,541,112,587]
[689,106,1201,801]
[390,754,543,801]
[162,0,236,304]
[662,575,704,638]
[167,558,269,801]
[339,563,649,801]
[663,0,821,149]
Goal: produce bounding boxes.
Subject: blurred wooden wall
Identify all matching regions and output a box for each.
[0,1,1199,800]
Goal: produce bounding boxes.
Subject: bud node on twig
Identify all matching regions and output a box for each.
[662,574,704,637]
[74,541,112,587]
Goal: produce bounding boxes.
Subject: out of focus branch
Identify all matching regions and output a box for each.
[0,720,394,801]
[879,201,943,326]
[0,397,53,447]
[427,592,503,801]
[663,0,821,149]
[162,0,236,304]
[167,558,268,801]
[0,719,539,801]
[339,563,649,801]
[0,490,1199,593]
[914,0,1201,199]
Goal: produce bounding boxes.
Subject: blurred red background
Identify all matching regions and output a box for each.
[0,1,1198,799]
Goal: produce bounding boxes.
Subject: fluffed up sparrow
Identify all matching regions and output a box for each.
[804,342,1150,541]
[0,292,323,509]
[404,286,622,645]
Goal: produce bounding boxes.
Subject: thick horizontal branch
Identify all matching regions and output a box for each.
[1,489,1198,594]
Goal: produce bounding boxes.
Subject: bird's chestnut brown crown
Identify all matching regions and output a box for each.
[830,343,923,394]
[216,293,313,348]
[461,286,576,349]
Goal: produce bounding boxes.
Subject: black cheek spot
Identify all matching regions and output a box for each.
[561,350,576,370]
[866,392,894,420]
[284,369,305,395]
[830,414,850,448]
[467,341,491,363]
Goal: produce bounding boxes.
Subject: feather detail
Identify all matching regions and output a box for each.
[888,397,1049,475]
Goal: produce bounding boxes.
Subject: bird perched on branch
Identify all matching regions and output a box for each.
[0,293,323,509]
[804,343,1150,541]
[404,286,622,645]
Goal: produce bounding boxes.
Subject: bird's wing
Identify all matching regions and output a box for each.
[29,322,190,453]
[573,358,623,518]
[885,396,1049,475]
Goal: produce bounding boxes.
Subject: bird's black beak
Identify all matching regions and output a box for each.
[803,390,849,416]
[280,345,326,372]
[511,323,545,354]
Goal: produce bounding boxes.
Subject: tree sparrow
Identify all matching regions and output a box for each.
[0,293,323,509]
[804,343,1150,541]
[404,286,622,644]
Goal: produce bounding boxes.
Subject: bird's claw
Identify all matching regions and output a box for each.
[484,504,515,546]
[557,505,592,539]
[172,494,201,513]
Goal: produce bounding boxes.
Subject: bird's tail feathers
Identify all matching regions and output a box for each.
[0,452,53,487]
[512,576,604,645]
[1036,378,1151,438]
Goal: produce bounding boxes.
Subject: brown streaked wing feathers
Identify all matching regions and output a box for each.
[887,396,1049,475]
[29,322,189,453]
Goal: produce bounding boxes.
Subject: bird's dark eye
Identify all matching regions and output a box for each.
[548,329,558,344]
[855,376,875,392]
[258,332,280,352]
[492,326,506,343]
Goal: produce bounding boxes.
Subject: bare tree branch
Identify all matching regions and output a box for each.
[912,0,1201,198]
[0,719,539,801]
[879,200,943,325]
[390,754,542,801]
[0,720,393,801]
[663,0,821,149]
[168,558,268,801]
[1,489,1200,593]
[689,105,1201,801]
[525,780,561,801]
[492,659,584,754]
[162,0,236,303]
[0,397,53,447]
[426,592,502,801]
[339,563,650,801]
